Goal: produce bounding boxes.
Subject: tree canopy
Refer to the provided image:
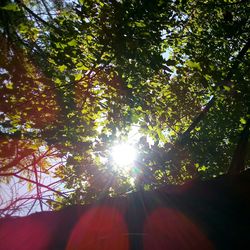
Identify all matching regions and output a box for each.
[0,0,249,216]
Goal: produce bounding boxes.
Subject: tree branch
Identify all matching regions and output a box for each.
[15,0,60,33]
[12,173,67,198]
[228,118,250,175]
[178,38,250,142]
[32,155,43,211]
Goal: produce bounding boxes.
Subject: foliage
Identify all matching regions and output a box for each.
[0,0,249,215]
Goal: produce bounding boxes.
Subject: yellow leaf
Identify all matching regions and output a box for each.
[58,65,67,72]
[6,82,13,89]
[27,182,33,191]
[75,73,82,81]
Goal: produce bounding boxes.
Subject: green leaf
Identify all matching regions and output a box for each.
[186,60,201,71]
[74,73,82,81]
[131,113,139,123]
[76,63,88,71]
[18,24,29,33]
[134,21,146,28]
[68,39,77,47]
[55,42,62,49]
[223,85,230,91]
[240,117,247,125]
[55,78,61,84]
[195,127,201,131]
[58,65,67,72]
[198,165,207,172]
[157,128,166,142]
[1,3,20,11]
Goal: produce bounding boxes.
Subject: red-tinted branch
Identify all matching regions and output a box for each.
[32,155,43,211]
[11,173,67,198]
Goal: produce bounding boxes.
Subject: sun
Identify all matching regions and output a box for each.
[111,143,137,170]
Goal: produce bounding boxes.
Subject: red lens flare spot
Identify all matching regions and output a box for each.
[67,206,129,250]
[143,208,214,250]
[0,216,54,250]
